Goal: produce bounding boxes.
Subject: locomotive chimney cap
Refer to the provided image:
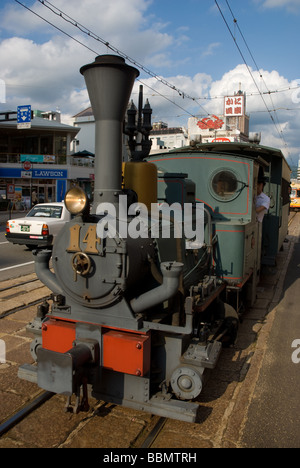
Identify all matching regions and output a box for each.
[80,54,140,77]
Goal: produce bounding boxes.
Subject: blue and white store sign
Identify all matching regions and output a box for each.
[0,167,68,179]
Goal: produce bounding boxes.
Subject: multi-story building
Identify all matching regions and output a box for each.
[72,106,129,162]
[0,110,94,208]
[149,121,188,153]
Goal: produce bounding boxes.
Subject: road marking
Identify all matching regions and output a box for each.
[0,242,9,245]
[0,261,34,272]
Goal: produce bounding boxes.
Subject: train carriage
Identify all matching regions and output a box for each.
[290,181,300,211]
[148,142,291,270]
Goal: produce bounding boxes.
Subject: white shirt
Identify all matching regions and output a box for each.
[256,192,270,222]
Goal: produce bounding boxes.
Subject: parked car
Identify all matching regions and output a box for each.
[5,202,71,249]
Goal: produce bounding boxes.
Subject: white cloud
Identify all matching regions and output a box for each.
[0,0,174,118]
[0,0,299,165]
[255,0,300,12]
[207,65,300,163]
[138,63,300,164]
[202,42,221,58]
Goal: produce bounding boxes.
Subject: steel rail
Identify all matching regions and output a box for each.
[0,391,54,437]
[139,417,167,448]
[0,278,39,293]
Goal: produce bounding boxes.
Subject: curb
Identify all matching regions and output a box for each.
[222,235,297,447]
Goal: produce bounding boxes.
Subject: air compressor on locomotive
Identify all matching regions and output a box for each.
[19,55,290,422]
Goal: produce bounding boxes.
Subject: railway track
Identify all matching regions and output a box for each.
[288,211,298,226]
[0,277,168,448]
[0,277,39,293]
[138,417,167,448]
[0,273,51,317]
[0,391,54,438]
[0,214,299,448]
[0,388,167,448]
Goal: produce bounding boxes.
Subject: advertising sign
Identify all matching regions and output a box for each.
[197,115,225,130]
[224,95,245,117]
[20,154,56,163]
[0,167,68,179]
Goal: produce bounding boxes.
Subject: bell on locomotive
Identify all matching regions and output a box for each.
[18,54,238,423]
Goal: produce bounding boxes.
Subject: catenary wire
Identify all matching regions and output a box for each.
[225,0,289,151]
[35,0,208,111]
[215,0,290,156]
[13,0,214,127]
[12,0,298,150]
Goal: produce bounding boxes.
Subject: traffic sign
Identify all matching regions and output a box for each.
[23,160,32,171]
[17,105,31,129]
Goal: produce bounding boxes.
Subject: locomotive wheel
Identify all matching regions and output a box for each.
[217,302,239,347]
[170,366,203,400]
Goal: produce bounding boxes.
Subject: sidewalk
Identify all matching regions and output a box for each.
[239,233,300,448]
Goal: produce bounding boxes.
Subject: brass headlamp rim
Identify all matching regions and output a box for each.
[64,187,89,215]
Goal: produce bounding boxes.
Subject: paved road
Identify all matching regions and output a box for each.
[241,231,300,447]
[0,229,35,281]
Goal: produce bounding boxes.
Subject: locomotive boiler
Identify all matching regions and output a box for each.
[19,55,241,422]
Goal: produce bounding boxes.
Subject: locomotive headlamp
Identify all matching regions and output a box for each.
[65,187,89,215]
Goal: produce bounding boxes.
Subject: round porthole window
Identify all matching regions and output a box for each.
[211,170,239,201]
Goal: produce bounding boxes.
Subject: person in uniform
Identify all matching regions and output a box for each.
[256,174,270,222]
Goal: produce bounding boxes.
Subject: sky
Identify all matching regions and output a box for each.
[1,0,300,167]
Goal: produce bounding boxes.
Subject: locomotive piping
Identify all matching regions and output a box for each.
[130,261,183,314]
[33,250,62,294]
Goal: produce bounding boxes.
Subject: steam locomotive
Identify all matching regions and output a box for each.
[19,55,290,422]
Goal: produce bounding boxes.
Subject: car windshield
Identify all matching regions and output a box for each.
[26,205,63,219]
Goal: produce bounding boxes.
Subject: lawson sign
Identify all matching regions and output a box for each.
[0,167,68,179]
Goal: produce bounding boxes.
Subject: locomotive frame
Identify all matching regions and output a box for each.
[18,55,291,423]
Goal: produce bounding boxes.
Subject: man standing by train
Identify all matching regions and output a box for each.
[256,175,270,222]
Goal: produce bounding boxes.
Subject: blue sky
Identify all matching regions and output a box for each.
[1,0,300,166]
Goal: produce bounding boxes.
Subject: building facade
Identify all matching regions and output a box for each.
[149,121,188,153]
[72,107,129,162]
[0,111,94,208]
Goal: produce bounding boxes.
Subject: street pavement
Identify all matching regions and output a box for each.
[240,225,300,448]
[0,215,299,448]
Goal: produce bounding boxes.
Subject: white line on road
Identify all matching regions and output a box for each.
[0,242,9,245]
[0,261,34,272]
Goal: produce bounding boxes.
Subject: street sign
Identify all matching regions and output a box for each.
[23,160,32,171]
[21,171,32,179]
[17,105,31,129]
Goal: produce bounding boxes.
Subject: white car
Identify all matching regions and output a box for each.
[5,202,72,249]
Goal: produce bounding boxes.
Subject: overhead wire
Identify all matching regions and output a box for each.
[36,0,210,113]
[32,0,300,128]
[215,0,291,156]
[13,0,213,126]
[225,0,289,150]
[12,0,299,150]
[5,79,300,101]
